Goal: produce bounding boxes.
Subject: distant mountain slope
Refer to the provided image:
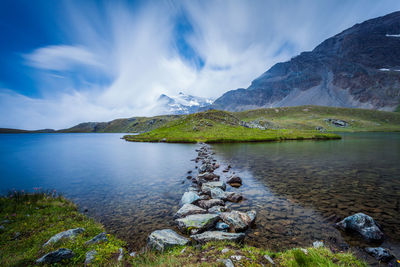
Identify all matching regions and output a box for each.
[212,11,400,112]
[58,115,180,133]
[3,106,400,133]
[157,92,213,115]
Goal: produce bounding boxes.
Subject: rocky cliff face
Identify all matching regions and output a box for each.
[212,11,400,111]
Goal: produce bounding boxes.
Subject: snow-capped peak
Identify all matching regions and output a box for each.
[156,92,214,115]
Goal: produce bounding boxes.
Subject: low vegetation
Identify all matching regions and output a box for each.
[0,190,125,266]
[236,105,400,132]
[0,192,366,266]
[131,241,366,267]
[123,110,341,143]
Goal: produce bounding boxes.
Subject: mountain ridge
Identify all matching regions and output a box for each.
[211,11,400,112]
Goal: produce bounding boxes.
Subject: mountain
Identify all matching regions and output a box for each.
[211,11,400,112]
[157,92,213,115]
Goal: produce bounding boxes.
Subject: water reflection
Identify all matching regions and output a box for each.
[211,133,400,255]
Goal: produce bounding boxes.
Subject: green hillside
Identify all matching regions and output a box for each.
[123,110,340,143]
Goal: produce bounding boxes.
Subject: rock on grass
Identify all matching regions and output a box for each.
[36,248,74,264]
[147,229,189,251]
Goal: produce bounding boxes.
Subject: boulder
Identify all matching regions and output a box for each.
[199,163,214,173]
[216,222,230,231]
[175,214,219,234]
[225,192,243,203]
[43,228,85,247]
[85,250,97,265]
[180,192,200,205]
[210,188,227,200]
[208,205,229,214]
[36,248,74,264]
[197,199,225,209]
[365,247,394,262]
[227,176,242,185]
[197,172,220,183]
[220,210,257,232]
[191,231,245,243]
[335,213,384,242]
[174,204,207,219]
[201,181,226,195]
[85,232,108,245]
[210,188,243,203]
[147,229,189,251]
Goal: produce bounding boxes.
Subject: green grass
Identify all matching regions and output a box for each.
[0,190,125,266]
[123,110,341,143]
[236,105,400,132]
[0,194,367,266]
[129,241,367,267]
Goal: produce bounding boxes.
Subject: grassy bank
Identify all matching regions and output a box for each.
[0,191,125,266]
[123,110,341,143]
[236,105,400,132]
[0,192,367,266]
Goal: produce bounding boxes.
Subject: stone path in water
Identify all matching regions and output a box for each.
[147,143,256,251]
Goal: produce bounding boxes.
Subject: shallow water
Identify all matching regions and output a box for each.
[211,132,400,257]
[1,132,399,257]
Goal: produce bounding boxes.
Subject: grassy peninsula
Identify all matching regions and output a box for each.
[0,192,366,266]
[123,110,340,143]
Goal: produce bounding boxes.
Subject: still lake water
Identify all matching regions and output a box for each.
[1,133,399,256]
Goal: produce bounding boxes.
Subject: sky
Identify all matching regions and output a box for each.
[1,0,400,130]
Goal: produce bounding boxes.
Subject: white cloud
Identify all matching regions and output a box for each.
[24,45,105,71]
[2,0,400,129]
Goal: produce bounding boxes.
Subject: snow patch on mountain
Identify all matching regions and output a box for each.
[156,92,213,115]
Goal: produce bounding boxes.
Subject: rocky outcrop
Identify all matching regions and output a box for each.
[336,213,384,242]
[174,204,207,219]
[85,250,97,265]
[36,248,74,264]
[191,231,245,243]
[85,232,108,245]
[175,214,219,234]
[211,11,400,112]
[147,229,189,251]
[220,210,257,232]
[43,228,85,247]
[365,247,394,262]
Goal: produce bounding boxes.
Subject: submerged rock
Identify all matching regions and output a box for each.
[335,213,384,242]
[174,204,207,219]
[175,214,219,234]
[225,192,243,203]
[85,232,108,245]
[365,247,394,262]
[180,192,200,205]
[197,199,225,209]
[43,228,85,246]
[227,176,242,185]
[36,248,74,264]
[220,210,257,232]
[201,181,226,195]
[147,229,189,251]
[191,231,245,243]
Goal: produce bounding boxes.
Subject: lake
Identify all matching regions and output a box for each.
[1,133,399,257]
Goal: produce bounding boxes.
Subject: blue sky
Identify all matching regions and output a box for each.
[1,0,400,129]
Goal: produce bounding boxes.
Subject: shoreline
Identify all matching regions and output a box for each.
[0,144,377,266]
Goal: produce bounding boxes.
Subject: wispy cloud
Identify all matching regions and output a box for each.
[24,45,105,71]
[1,0,400,129]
